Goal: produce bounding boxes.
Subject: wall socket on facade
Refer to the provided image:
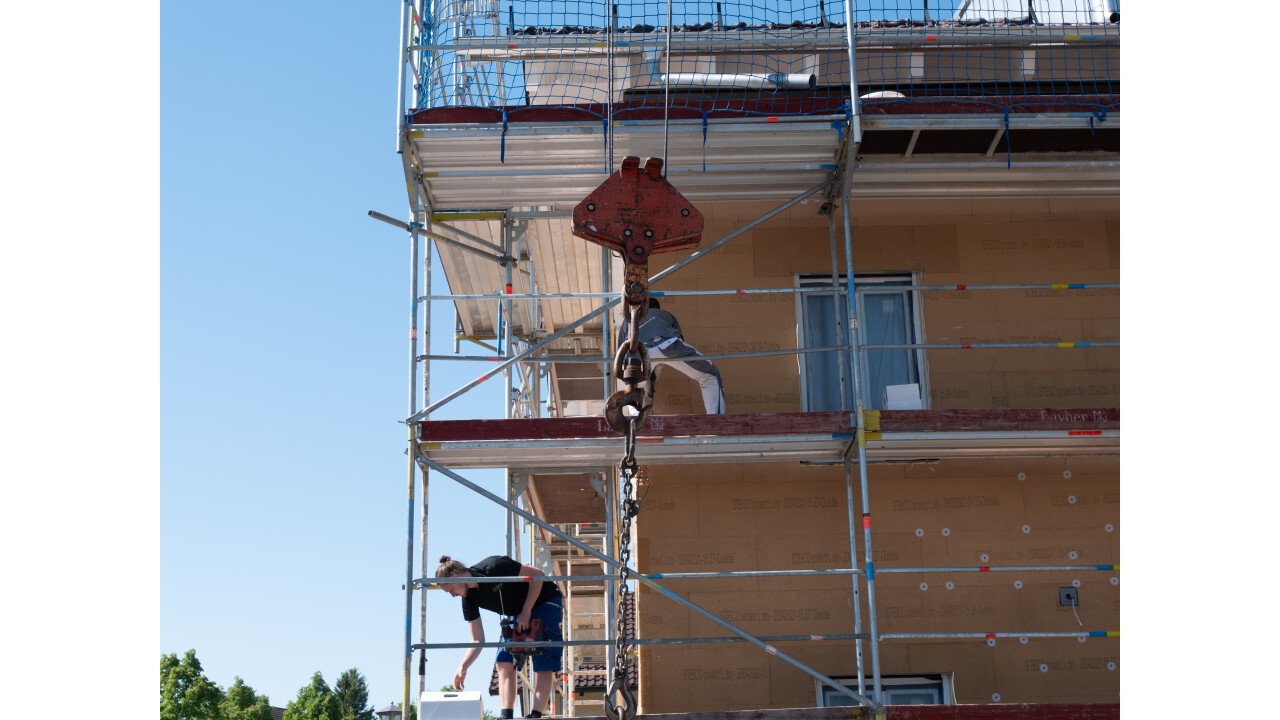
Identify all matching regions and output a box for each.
[1059,587,1079,606]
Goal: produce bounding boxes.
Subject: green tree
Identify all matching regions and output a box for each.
[161,649,227,720]
[283,672,341,720]
[223,677,274,720]
[333,669,374,720]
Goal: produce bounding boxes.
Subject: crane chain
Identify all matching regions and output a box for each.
[603,417,641,720]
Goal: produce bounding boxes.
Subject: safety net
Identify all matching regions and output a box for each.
[411,1,1118,119]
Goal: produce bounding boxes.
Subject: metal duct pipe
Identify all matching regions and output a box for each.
[661,72,817,90]
[643,50,817,92]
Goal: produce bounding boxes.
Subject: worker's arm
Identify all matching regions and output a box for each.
[453,617,485,690]
[515,563,547,631]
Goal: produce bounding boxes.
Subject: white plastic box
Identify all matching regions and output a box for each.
[883,383,924,410]
[419,691,484,720]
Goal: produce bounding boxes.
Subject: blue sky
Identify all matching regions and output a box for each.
[160,1,511,711]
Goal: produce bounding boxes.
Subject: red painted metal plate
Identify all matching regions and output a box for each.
[572,156,703,257]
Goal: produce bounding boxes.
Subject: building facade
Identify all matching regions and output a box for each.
[395,2,1120,716]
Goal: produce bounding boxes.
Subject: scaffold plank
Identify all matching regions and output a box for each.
[419,409,1117,441]
[416,409,1119,469]
[567,703,1120,720]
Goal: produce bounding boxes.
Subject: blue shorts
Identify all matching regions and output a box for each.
[496,598,563,672]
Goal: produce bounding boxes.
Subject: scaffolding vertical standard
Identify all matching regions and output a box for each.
[841,195,884,704]
[403,216,421,714]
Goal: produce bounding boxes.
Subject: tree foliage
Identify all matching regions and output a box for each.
[333,668,374,720]
[161,650,227,720]
[224,677,274,720]
[160,651,389,720]
[284,672,341,720]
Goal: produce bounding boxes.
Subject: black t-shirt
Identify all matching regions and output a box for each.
[460,555,561,622]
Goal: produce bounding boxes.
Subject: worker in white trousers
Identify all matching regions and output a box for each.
[620,298,726,414]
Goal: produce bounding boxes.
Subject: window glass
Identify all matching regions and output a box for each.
[798,275,921,411]
[818,675,949,707]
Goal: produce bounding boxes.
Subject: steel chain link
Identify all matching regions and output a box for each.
[604,417,640,720]
[605,302,651,433]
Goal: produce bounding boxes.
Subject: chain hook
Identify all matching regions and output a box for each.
[604,673,637,720]
[604,305,651,433]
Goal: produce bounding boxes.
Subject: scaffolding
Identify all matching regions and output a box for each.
[383,1,1120,717]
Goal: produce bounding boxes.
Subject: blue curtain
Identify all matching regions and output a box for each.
[802,281,916,411]
[861,291,917,409]
[801,289,850,411]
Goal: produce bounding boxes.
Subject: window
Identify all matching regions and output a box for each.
[816,675,952,707]
[796,274,925,411]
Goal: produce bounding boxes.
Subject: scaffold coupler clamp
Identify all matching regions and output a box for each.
[572,156,704,433]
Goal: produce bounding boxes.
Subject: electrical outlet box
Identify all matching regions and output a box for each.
[1059,587,1078,606]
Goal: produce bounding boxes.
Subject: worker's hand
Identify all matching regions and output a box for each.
[516,610,532,633]
[453,666,467,690]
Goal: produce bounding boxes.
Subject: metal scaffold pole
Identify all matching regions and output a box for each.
[417,211,433,701]
[417,283,1117,303]
[827,214,850,410]
[843,0,863,146]
[403,214,421,716]
[836,2,881,701]
[828,209,866,697]
[841,196,884,704]
[845,462,868,697]
[369,191,434,715]
[417,633,869,651]
[396,0,412,153]
[414,564,1115,585]
[502,216,517,559]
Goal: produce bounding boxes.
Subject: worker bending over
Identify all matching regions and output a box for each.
[436,555,563,719]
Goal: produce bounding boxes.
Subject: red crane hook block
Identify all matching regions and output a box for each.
[571,156,704,262]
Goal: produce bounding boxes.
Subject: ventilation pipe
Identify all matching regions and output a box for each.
[645,51,817,91]
[661,72,816,90]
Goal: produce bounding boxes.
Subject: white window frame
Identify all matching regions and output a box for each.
[794,273,929,412]
[815,674,954,707]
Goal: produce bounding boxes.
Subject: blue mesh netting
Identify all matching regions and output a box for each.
[412,1,1118,116]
